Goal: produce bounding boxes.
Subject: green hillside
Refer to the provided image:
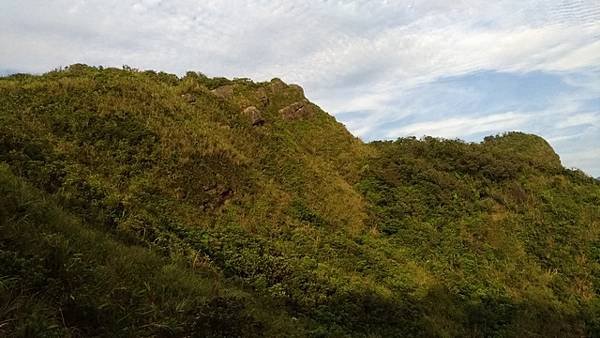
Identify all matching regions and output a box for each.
[1,65,599,337]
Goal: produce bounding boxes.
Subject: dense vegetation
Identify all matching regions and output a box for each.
[1,64,599,337]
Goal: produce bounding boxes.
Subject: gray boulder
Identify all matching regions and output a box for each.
[242,106,265,126]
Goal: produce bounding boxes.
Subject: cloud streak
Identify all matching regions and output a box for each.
[385,112,531,140]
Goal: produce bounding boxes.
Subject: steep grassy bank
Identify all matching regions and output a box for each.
[1,65,599,337]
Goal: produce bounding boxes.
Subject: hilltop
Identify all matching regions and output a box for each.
[1,65,599,337]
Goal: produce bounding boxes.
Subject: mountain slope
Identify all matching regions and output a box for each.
[1,65,599,337]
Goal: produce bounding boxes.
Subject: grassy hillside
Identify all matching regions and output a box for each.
[1,65,599,337]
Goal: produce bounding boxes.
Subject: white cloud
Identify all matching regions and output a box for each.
[561,148,600,173]
[546,134,581,143]
[556,112,599,129]
[384,112,531,139]
[1,1,599,83]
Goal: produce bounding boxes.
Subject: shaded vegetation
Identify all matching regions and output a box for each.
[0,64,599,337]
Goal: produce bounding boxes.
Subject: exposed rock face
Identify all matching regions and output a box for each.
[269,78,287,92]
[256,87,269,107]
[242,106,265,126]
[288,84,304,97]
[269,78,304,97]
[211,84,235,99]
[278,99,316,120]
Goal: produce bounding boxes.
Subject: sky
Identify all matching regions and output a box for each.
[1,0,599,176]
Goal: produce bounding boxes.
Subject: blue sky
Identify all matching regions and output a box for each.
[1,0,599,176]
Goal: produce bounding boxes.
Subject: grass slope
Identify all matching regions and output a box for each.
[1,65,599,337]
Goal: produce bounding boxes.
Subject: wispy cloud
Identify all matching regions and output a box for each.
[556,112,599,129]
[385,112,531,139]
[561,148,600,172]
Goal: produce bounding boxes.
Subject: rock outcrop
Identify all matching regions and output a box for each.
[288,84,305,97]
[269,78,287,92]
[256,87,269,107]
[211,84,235,99]
[242,106,265,126]
[278,99,316,120]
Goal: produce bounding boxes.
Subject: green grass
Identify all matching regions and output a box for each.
[0,64,599,337]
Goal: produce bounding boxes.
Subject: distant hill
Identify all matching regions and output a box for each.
[1,64,599,337]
